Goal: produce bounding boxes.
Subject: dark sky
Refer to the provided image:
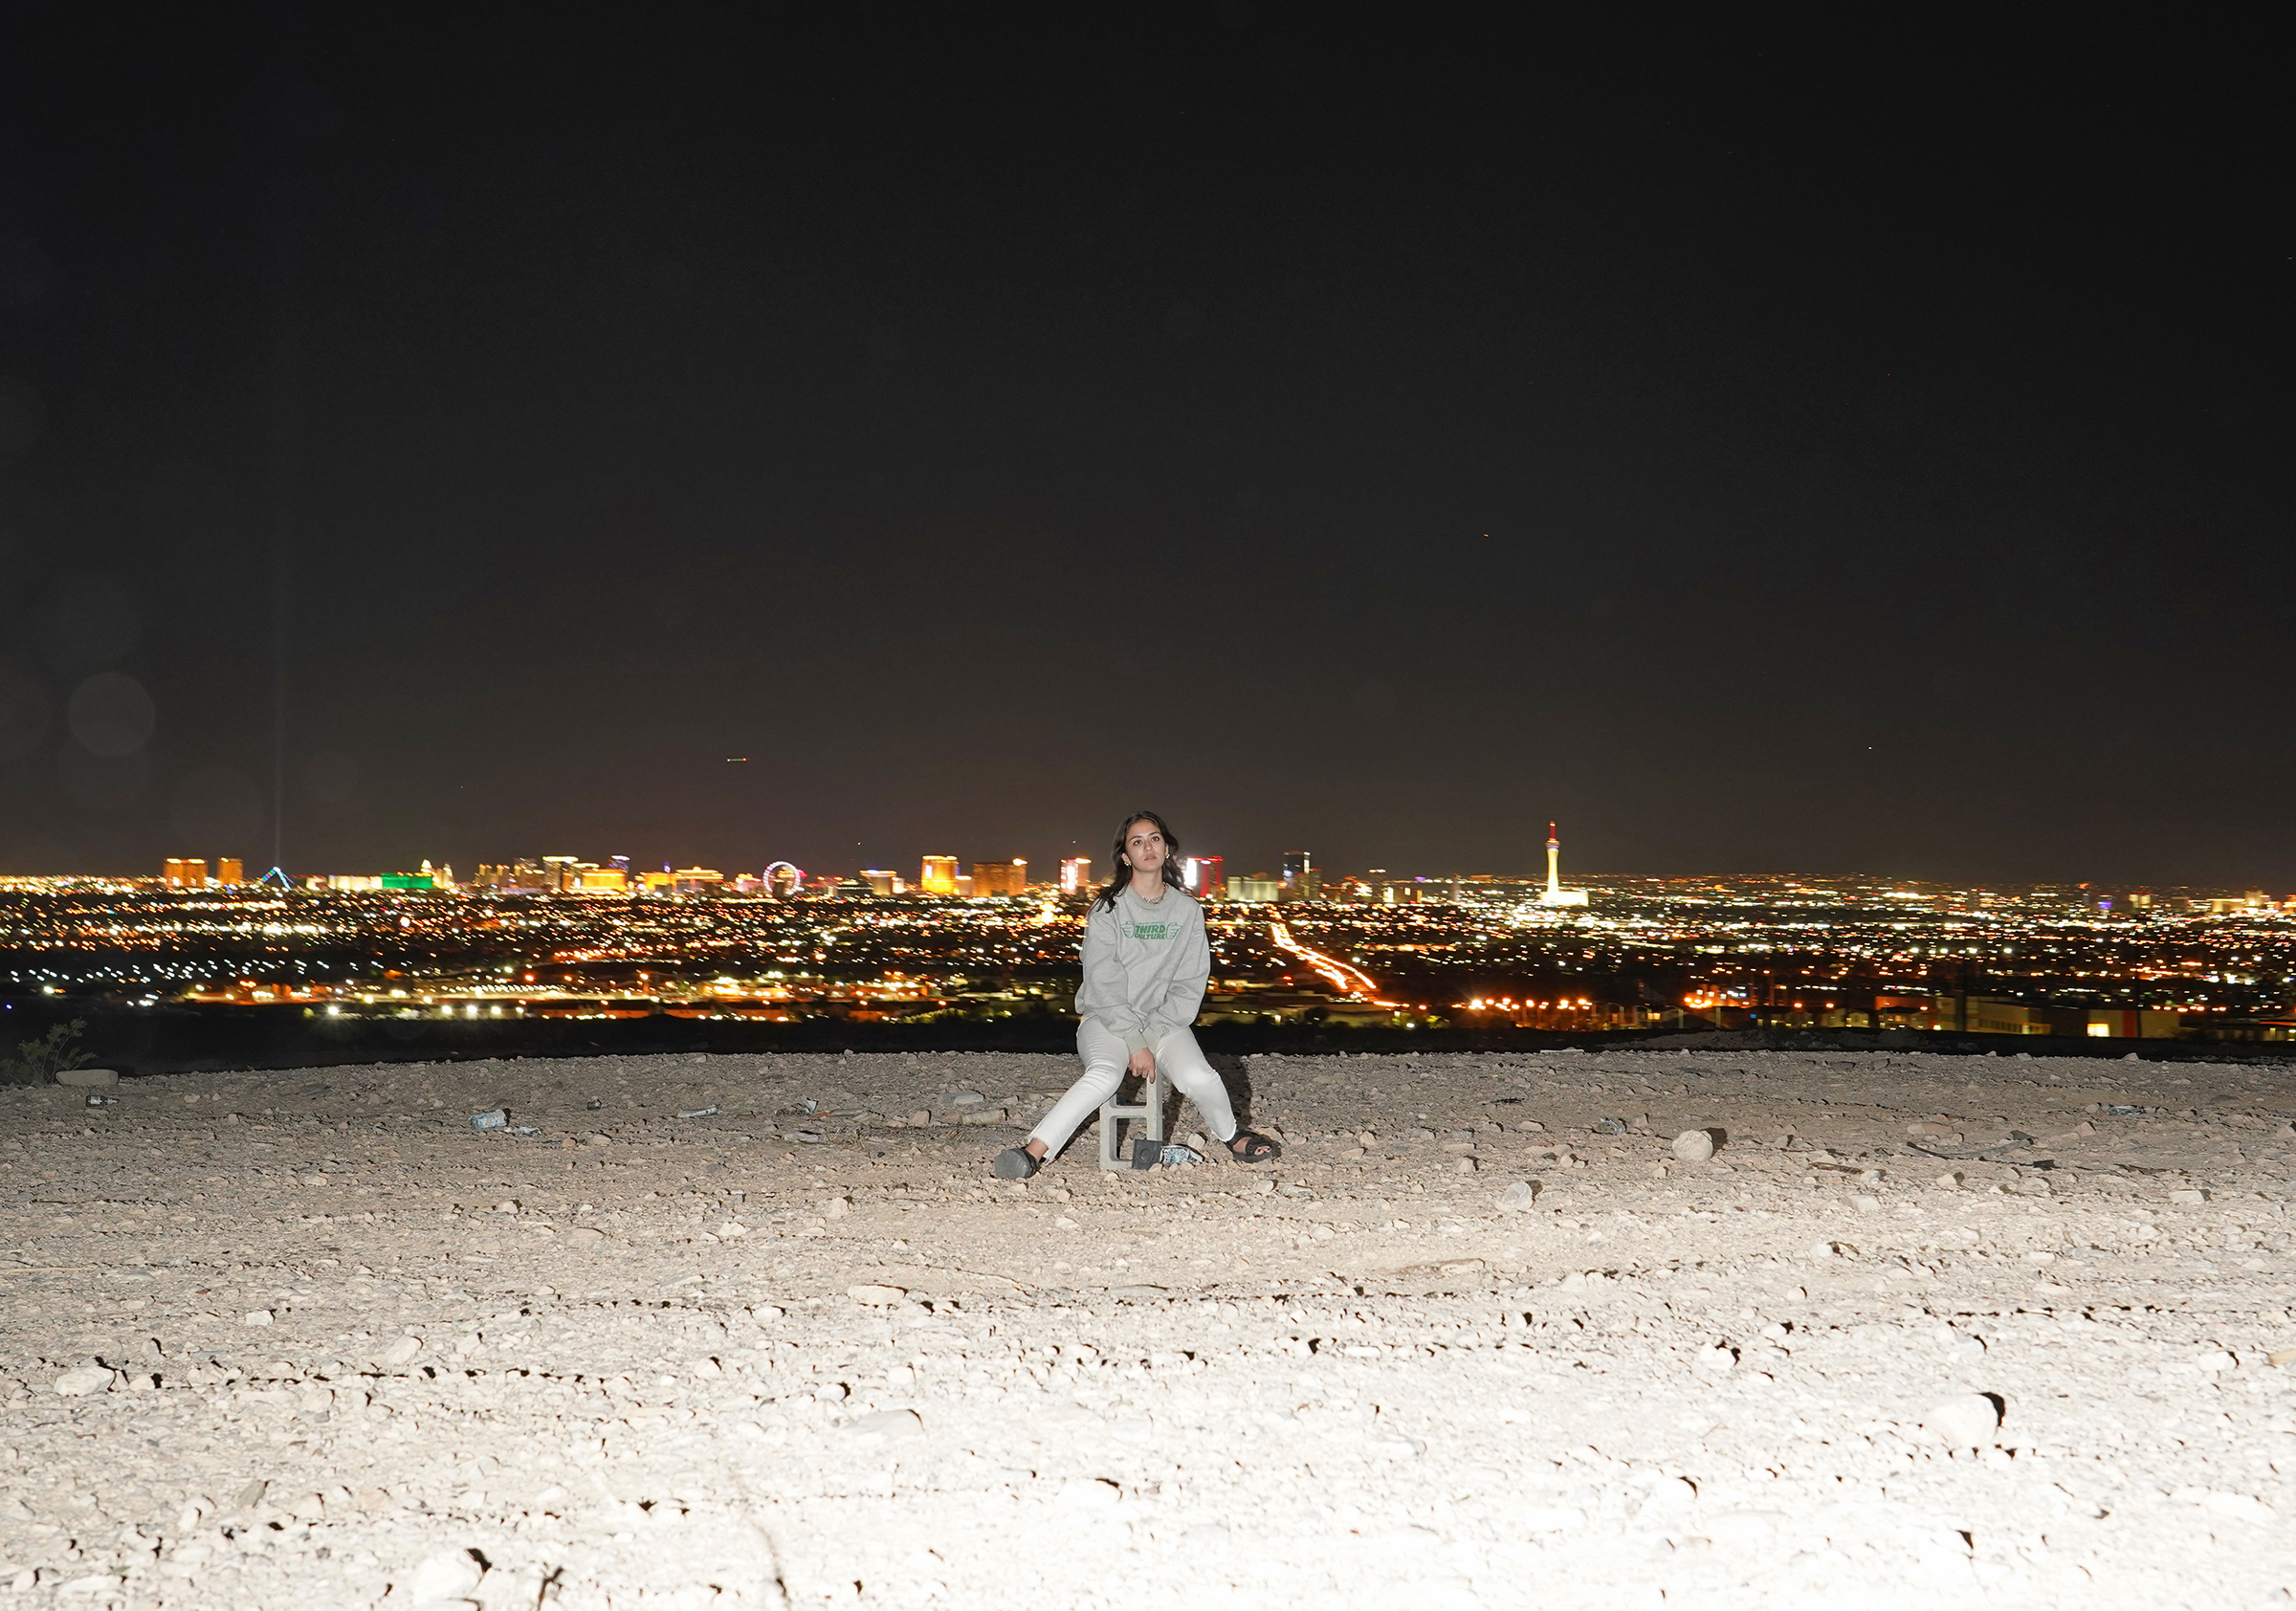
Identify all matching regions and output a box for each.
[0,11,2283,888]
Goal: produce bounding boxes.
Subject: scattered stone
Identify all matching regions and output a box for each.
[848,1284,909,1306]
[56,1068,118,1087]
[1055,1477,1121,1509]
[243,1310,275,1327]
[2168,1188,2208,1204]
[1672,1129,1715,1162]
[1852,1194,1882,1212]
[2268,1347,2296,1369]
[1923,1394,2001,1447]
[53,1365,111,1397]
[846,1408,924,1442]
[907,1110,931,1126]
[950,1091,985,1107]
[405,1547,486,1601]
[1935,1171,1964,1190]
[1518,1506,1585,1531]
[377,1335,422,1367]
[1634,1474,1697,1512]
[566,1227,607,1246]
[1497,1180,1539,1210]
[1692,1344,1735,1374]
[2187,1490,2275,1521]
[826,1196,850,1218]
[1454,1157,1478,1174]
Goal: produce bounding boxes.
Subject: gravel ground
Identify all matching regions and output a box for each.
[2,1046,2294,1610]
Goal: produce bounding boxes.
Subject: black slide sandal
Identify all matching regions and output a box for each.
[1225,1131,1279,1164]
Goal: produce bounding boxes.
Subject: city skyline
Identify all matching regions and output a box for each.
[11,820,2294,905]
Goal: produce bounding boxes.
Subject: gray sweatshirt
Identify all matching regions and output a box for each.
[1073,883,1209,1053]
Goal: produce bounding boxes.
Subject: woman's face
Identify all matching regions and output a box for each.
[1121,820,1166,877]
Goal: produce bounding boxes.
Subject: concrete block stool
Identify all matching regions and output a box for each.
[1097,1069,1164,1171]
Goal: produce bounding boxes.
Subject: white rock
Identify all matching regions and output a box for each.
[1700,1510,1788,1543]
[906,1110,931,1126]
[242,1310,275,1327]
[2197,1490,2274,1521]
[1692,1344,1735,1374]
[1497,1180,1539,1210]
[1923,1394,2001,1446]
[377,1335,422,1367]
[825,1197,850,1219]
[1635,1475,1697,1515]
[1454,1157,1478,1175]
[1055,1477,1120,1509]
[848,1284,909,1306]
[1671,1130,1714,1162]
[405,1548,484,1601]
[1935,1171,1963,1189]
[1852,1194,1882,1212]
[566,1226,607,1245]
[53,1366,111,1397]
[847,1408,924,1441]
[1518,1506,1585,1532]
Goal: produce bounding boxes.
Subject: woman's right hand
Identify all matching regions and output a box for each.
[1128,1046,1157,1080]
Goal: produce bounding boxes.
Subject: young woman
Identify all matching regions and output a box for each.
[994,810,1279,1179]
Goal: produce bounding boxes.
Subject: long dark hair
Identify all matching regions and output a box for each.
[1093,809,1185,913]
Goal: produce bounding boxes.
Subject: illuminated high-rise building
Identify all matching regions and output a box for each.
[971,859,1027,896]
[165,857,208,888]
[1539,821,1589,906]
[215,858,245,887]
[919,855,959,895]
[861,869,900,896]
[1059,857,1093,895]
[1280,850,1314,900]
[1181,854,1225,897]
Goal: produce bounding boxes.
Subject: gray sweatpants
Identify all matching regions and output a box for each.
[1028,1021,1239,1157]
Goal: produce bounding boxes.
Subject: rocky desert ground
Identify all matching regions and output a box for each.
[2,1044,2293,1610]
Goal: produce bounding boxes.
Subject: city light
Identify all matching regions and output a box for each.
[1,861,2291,1041]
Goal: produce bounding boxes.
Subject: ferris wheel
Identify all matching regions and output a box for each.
[764,861,804,897]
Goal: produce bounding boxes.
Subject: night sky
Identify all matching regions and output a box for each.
[0,13,2282,889]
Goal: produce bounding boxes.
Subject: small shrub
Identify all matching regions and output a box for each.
[1,1019,94,1085]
